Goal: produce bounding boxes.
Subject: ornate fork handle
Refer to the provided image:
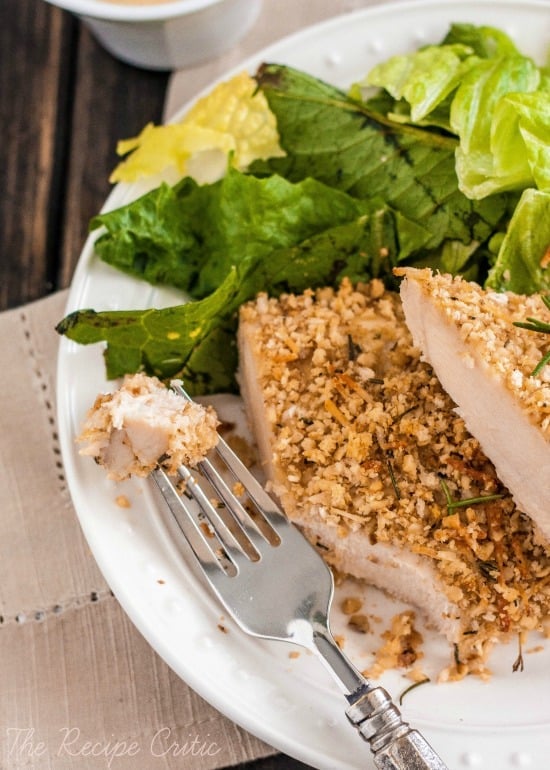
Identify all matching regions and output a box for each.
[346,686,448,770]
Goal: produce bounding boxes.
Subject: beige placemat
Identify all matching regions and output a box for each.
[0,290,277,770]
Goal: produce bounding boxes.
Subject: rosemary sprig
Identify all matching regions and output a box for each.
[512,632,524,673]
[453,643,462,667]
[477,559,499,582]
[398,677,430,705]
[347,334,361,362]
[387,458,401,500]
[513,294,550,377]
[439,478,504,512]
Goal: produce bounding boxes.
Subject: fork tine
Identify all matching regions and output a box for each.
[175,463,259,572]
[154,466,256,577]
[196,455,277,552]
[213,435,288,533]
[152,468,229,574]
[171,380,286,539]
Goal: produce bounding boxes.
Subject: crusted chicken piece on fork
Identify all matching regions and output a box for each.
[77,372,219,480]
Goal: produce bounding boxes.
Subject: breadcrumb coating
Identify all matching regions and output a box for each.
[239,279,550,675]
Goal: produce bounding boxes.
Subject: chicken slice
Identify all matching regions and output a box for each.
[78,372,219,480]
[397,267,550,541]
[238,279,550,674]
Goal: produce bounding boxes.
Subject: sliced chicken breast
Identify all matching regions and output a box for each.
[238,279,550,676]
[397,267,550,541]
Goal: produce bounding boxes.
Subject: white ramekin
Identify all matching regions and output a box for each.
[44,0,263,70]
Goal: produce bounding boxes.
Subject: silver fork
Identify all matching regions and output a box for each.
[152,383,449,770]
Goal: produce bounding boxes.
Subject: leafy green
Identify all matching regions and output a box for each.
[360,43,477,124]
[492,91,550,193]
[57,24,550,395]
[92,169,374,299]
[251,64,509,253]
[442,22,522,58]
[486,189,550,294]
[91,177,201,292]
[56,267,243,386]
[451,55,541,198]
[349,23,548,200]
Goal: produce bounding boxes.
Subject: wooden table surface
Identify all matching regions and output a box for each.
[1,0,169,311]
[0,1,313,767]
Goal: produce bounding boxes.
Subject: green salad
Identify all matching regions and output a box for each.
[57,23,550,395]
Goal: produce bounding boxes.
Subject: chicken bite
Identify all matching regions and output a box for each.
[78,372,219,480]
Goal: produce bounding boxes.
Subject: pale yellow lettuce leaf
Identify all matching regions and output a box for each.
[110,71,284,183]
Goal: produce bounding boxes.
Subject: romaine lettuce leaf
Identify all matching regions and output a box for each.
[451,55,541,197]
[109,71,284,184]
[486,189,550,294]
[441,23,521,58]
[252,63,509,250]
[492,91,550,192]
[451,56,539,152]
[92,168,374,299]
[352,23,547,201]
[91,177,201,292]
[359,43,477,124]
[56,266,243,384]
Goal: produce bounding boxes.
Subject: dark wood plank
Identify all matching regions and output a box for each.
[0,0,75,310]
[58,24,169,289]
[237,756,314,769]
[0,0,169,311]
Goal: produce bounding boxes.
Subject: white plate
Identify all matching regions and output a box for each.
[57,2,550,768]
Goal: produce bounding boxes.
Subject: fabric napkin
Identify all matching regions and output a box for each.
[0,290,277,769]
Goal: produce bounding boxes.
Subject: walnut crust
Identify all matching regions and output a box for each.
[238,279,550,676]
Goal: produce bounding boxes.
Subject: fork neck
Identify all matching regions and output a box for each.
[310,624,368,698]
